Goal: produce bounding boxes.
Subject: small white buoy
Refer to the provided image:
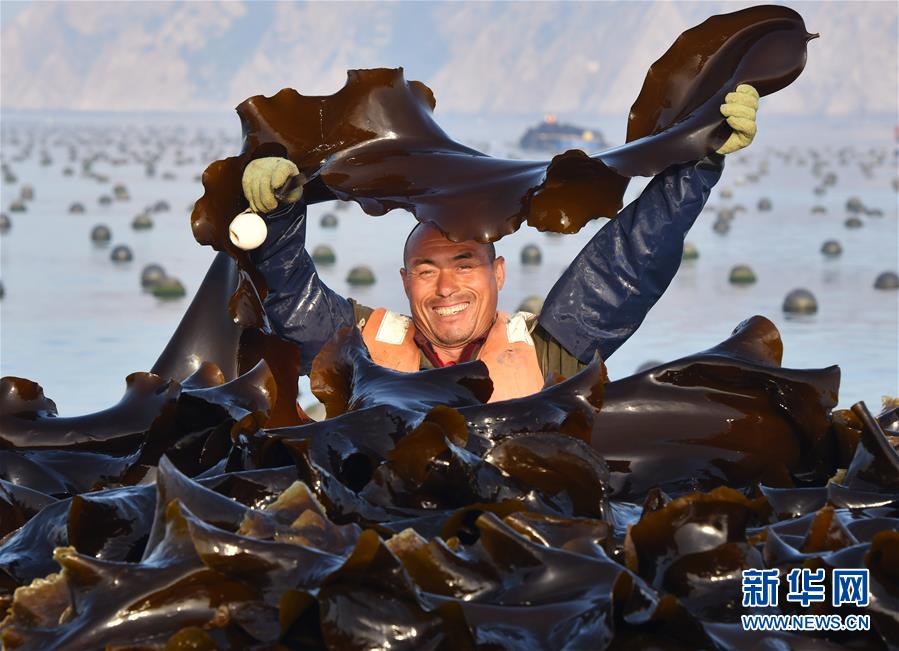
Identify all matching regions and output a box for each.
[229,211,268,251]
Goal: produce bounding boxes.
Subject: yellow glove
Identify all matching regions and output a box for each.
[241,157,303,213]
[716,84,759,155]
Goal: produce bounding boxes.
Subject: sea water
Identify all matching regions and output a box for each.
[1,111,896,415]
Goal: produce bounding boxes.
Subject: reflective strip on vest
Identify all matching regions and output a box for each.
[360,309,419,372]
[374,310,411,345]
[360,308,544,402]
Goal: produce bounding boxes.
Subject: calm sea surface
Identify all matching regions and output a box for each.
[1,111,896,414]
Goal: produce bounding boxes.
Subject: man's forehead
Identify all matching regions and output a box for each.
[404,223,487,263]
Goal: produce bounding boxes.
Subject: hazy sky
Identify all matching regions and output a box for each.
[1,1,896,116]
[0,0,30,28]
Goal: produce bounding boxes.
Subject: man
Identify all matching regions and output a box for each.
[231,85,760,402]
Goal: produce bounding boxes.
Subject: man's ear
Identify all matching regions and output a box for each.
[400,267,411,298]
[494,256,506,291]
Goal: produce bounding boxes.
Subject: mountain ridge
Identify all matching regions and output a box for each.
[2,1,896,116]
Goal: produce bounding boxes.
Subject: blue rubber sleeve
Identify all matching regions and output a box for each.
[249,200,355,375]
[538,154,725,363]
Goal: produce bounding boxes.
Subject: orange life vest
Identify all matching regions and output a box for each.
[360,308,545,402]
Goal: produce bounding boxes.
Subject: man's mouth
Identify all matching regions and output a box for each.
[433,302,470,317]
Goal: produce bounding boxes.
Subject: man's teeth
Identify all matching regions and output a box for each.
[435,303,469,316]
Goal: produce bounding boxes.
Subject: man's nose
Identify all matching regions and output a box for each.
[435,268,459,297]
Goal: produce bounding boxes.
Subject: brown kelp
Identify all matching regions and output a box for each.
[591,316,841,499]
[193,6,815,248]
[3,6,898,649]
[3,309,897,649]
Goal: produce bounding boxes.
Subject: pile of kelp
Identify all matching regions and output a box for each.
[3,6,898,649]
[2,255,898,649]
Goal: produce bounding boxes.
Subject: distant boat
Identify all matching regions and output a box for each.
[518,114,608,153]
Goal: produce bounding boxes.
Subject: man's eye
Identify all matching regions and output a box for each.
[456,264,474,273]
[416,269,436,279]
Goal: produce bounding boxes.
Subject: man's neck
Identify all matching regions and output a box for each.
[431,343,466,364]
[413,332,487,368]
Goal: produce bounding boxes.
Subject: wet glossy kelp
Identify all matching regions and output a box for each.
[2,5,898,650]
[3,308,897,649]
[193,6,815,248]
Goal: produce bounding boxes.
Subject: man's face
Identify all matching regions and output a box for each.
[400,224,505,351]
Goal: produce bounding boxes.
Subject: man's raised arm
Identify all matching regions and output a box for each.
[538,153,724,363]
[232,158,355,375]
[539,84,759,363]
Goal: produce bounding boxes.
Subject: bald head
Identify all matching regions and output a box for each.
[403,222,495,269]
[399,221,505,359]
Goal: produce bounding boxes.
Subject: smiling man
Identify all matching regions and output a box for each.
[381,222,545,401]
[232,86,760,403]
[400,224,504,364]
